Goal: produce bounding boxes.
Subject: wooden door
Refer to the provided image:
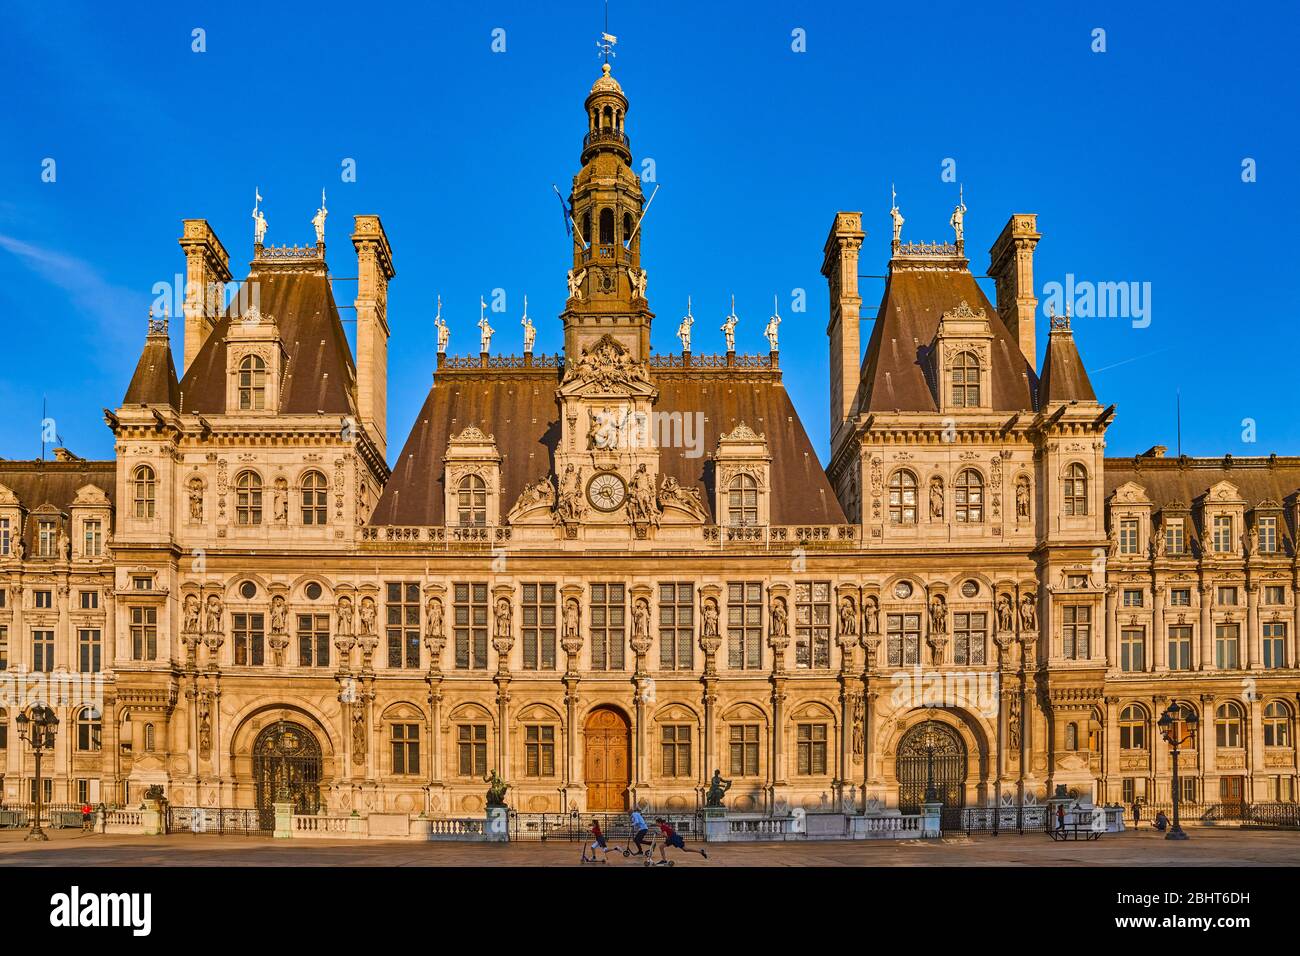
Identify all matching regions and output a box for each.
[1219,775,1244,810]
[584,707,630,811]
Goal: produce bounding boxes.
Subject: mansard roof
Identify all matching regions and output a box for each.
[857,263,1037,414]
[1104,455,1300,534]
[123,323,181,408]
[1038,320,1097,405]
[0,459,115,550]
[178,265,357,416]
[370,361,846,527]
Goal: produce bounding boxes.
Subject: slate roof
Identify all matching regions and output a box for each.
[1039,324,1097,404]
[123,327,181,408]
[0,459,115,552]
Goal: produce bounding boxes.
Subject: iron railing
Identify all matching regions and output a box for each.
[1136,801,1299,829]
[508,810,702,843]
[166,806,272,836]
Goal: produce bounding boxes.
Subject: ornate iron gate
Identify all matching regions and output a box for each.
[253,721,322,829]
[897,720,966,830]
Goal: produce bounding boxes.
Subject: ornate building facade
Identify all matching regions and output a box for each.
[1,63,1297,824]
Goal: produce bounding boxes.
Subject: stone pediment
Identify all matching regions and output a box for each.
[1204,479,1243,504]
[1110,480,1150,505]
[73,484,111,507]
[558,335,657,399]
[0,483,18,507]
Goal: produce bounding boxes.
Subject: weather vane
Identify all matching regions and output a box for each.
[597,1,617,63]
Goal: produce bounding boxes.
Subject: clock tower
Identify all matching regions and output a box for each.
[561,62,654,363]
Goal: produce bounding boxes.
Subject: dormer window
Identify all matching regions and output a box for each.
[0,517,9,555]
[37,520,57,558]
[133,465,156,519]
[1063,463,1088,516]
[728,474,759,527]
[236,471,263,525]
[83,520,103,558]
[1257,515,1278,554]
[1165,518,1185,555]
[888,470,918,524]
[950,351,981,407]
[954,469,983,523]
[457,474,487,527]
[1212,515,1234,553]
[238,354,267,410]
[1119,518,1139,554]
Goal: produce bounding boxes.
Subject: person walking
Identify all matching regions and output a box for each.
[80,803,93,832]
[1132,801,1141,829]
[653,817,707,865]
[1056,804,1066,832]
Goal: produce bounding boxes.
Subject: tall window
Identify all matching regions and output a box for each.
[727,474,759,527]
[300,472,328,525]
[37,519,57,557]
[729,724,760,776]
[233,613,265,666]
[1212,515,1234,553]
[796,723,828,775]
[76,707,102,752]
[390,723,420,775]
[1119,519,1139,555]
[35,589,53,609]
[457,724,488,776]
[520,583,557,670]
[1217,586,1238,606]
[0,626,8,670]
[133,465,156,519]
[238,354,267,410]
[456,475,487,527]
[1120,628,1145,672]
[297,614,330,667]
[658,583,694,670]
[589,583,626,670]
[954,470,983,523]
[1263,622,1287,670]
[950,351,980,407]
[1215,623,1240,670]
[886,613,921,666]
[599,207,615,245]
[32,630,55,672]
[453,583,489,669]
[131,607,157,660]
[888,470,918,524]
[1165,519,1185,555]
[1062,605,1091,659]
[953,612,986,665]
[144,723,155,751]
[1065,723,1079,751]
[525,725,556,777]
[1263,701,1292,748]
[1257,516,1278,554]
[83,519,103,558]
[1167,625,1193,671]
[1063,463,1088,516]
[0,517,9,555]
[386,582,422,669]
[661,725,691,778]
[1119,705,1147,750]
[1215,702,1244,749]
[0,708,7,749]
[794,581,831,669]
[235,471,263,525]
[726,582,763,670]
[78,628,101,673]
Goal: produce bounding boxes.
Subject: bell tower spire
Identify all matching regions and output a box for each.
[562,44,653,362]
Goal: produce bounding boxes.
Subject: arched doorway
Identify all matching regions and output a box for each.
[896,720,966,828]
[253,720,322,828]
[584,707,630,812]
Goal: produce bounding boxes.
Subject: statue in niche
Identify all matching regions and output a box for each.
[1015,476,1030,519]
[839,596,857,636]
[862,595,879,636]
[183,594,202,633]
[189,477,204,521]
[1019,593,1037,631]
[929,476,944,519]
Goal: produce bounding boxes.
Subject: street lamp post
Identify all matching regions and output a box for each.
[1157,701,1198,841]
[15,704,59,842]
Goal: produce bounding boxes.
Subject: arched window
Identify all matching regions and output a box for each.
[1065,722,1079,751]
[582,212,591,244]
[602,105,612,128]
[888,470,918,524]
[238,354,267,411]
[300,471,328,526]
[1264,700,1292,748]
[951,351,981,407]
[954,469,984,523]
[133,465,156,519]
[1063,463,1089,516]
[235,471,263,526]
[457,474,487,527]
[77,707,102,752]
[599,208,615,245]
[1119,704,1147,750]
[728,474,759,528]
[144,722,156,752]
[1215,701,1244,749]
[623,212,634,245]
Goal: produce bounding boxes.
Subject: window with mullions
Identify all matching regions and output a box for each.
[1263,701,1292,747]
[1063,463,1088,516]
[0,517,9,555]
[238,354,267,410]
[1257,516,1278,554]
[233,613,265,666]
[130,607,157,660]
[729,724,760,776]
[0,626,8,670]
[1119,705,1147,750]
[297,614,330,667]
[32,629,54,672]
[235,471,263,525]
[796,723,828,776]
[454,583,489,669]
[37,520,56,558]
[390,723,420,775]
[726,582,763,670]
[457,724,488,777]
[1212,515,1234,553]
[520,583,557,670]
[589,583,626,670]
[658,583,694,670]
[952,612,986,665]
[727,475,759,527]
[794,581,831,669]
[456,475,487,527]
[1215,702,1244,749]
[77,628,101,673]
[524,725,556,777]
[1062,605,1091,659]
[1215,623,1240,670]
[661,724,692,778]
[1263,622,1287,670]
[888,470,918,524]
[1120,628,1145,672]
[133,466,156,519]
[886,613,921,666]
[950,351,981,407]
[76,707,102,752]
[1119,519,1139,555]
[1165,519,1185,555]
[300,472,328,525]
[83,519,103,557]
[954,470,983,523]
[1167,625,1193,671]
[386,582,422,669]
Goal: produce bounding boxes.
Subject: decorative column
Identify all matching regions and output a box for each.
[1246,584,1260,670]
[1105,586,1119,667]
[1153,585,1167,671]
[491,584,515,781]
[559,585,584,809]
[423,584,447,812]
[629,586,654,793]
[1199,584,1214,671]
[1103,696,1121,802]
[698,586,722,808]
[767,583,791,812]
[1248,695,1266,802]
[1200,693,1217,778]
[834,586,861,811]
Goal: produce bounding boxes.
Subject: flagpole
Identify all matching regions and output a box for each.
[626,183,659,248]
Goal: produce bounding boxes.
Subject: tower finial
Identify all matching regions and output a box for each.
[597,0,617,64]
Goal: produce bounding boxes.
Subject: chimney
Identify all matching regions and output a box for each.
[178,219,232,374]
[351,215,395,460]
[821,212,865,442]
[988,214,1041,365]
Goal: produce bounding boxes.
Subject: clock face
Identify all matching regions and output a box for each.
[587,472,627,512]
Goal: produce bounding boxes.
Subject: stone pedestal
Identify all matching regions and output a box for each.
[141,802,164,836]
[920,802,942,838]
[274,801,294,839]
[485,806,509,842]
[702,806,729,843]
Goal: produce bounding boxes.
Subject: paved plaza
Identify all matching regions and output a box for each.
[0,826,1294,867]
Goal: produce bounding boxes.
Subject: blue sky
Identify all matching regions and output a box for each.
[1,0,1295,465]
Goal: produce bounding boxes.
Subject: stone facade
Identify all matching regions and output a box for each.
[1,64,1296,822]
